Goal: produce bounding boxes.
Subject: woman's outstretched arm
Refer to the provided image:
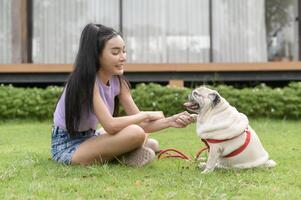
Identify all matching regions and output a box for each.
[139,112,195,133]
[118,80,195,133]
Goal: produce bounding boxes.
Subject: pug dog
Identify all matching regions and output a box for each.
[184,86,276,173]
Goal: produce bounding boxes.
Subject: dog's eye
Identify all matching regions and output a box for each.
[193,91,201,97]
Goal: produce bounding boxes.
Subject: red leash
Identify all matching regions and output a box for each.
[157,146,209,161]
[157,148,192,160]
[157,129,251,161]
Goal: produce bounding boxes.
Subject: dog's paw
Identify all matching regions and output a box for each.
[198,162,207,170]
[264,160,277,168]
[201,168,214,174]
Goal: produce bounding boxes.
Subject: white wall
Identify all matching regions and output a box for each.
[123,0,210,63]
[32,0,119,63]
[212,0,267,62]
[0,0,12,64]
[0,0,273,64]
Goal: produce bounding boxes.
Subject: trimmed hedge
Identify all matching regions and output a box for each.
[132,82,301,118]
[0,82,300,120]
[0,85,62,120]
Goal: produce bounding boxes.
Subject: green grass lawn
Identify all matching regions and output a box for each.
[0,119,301,200]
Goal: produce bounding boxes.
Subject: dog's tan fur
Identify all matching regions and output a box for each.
[184,87,276,173]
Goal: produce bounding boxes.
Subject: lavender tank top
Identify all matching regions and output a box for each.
[53,75,120,131]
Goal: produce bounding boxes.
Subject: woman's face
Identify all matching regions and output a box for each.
[99,35,126,76]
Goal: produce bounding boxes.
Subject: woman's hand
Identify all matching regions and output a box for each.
[143,111,165,121]
[168,111,195,128]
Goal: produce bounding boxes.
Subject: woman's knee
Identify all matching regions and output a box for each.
[124,124,146,145]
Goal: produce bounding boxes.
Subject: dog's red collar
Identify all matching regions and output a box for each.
[202,129,251,158]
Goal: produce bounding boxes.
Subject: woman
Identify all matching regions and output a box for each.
[51,23,194,167]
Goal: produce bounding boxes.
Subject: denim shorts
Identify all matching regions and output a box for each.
[51,125,97,165]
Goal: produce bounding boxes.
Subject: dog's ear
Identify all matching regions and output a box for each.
[208,93,220,107]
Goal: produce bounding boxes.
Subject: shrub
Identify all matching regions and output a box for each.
[0,82,300,120]
[0,85,62,120]
[131,83,191,116]
[132,82,301,119]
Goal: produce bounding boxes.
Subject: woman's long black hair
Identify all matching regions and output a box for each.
[65,23,121,136]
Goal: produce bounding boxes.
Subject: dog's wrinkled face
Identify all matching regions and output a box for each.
[184,87,221,113]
